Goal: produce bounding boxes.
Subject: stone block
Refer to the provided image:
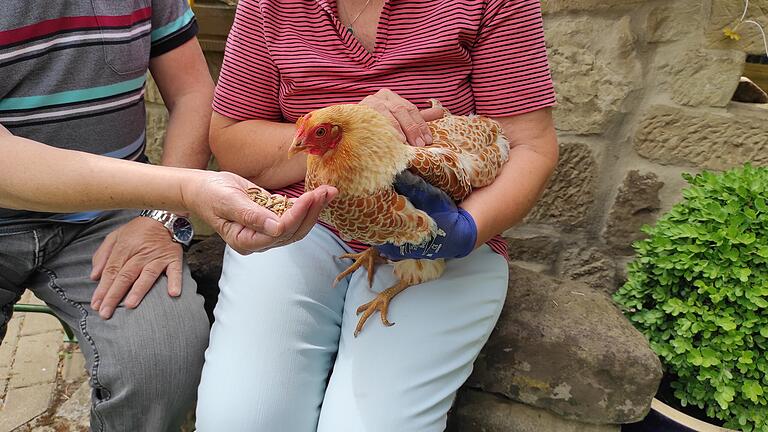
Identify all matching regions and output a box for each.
[545,16,642,134]
[542,0,646,14]
[19,290,42,304]
[656,48,746,107]
[646,1,705,43]
[19,312,64,337]
[557,246,618,295]
[62,350,86,383]
[144,104,169,165]
[53,380,90,429]
[449,389,620,432]
[8,332,61,389]
[603,170,663,251]
[707,0,768,55]
[0,382,55,431]
[468,265,662,424]
[526,141,598,228]
[0,316,21,369]
[505,228,562,272]
[634,104,768,170]
[145,73,164,105]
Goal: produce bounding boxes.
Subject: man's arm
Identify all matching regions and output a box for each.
[0,124,333,245]
[150,37,214,169]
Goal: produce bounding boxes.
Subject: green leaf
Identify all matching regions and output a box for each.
[715,316,738,331]
[701,347,721,367]
[742,380,764,402]
[715,386,736,409]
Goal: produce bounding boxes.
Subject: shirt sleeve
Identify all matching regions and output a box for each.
[470,0,556,117]
[212,0,282,121]
[150,0,198,58]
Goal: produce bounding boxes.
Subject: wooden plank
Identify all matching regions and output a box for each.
[744,63,768,93]
[192,3,236,53]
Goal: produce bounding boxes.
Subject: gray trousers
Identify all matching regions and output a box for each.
[0,210,210,431]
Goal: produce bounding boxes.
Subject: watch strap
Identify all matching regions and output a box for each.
[139,209,193,247]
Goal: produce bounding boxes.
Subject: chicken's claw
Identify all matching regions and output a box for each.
[334,248,383,288]
[354,280,411,337]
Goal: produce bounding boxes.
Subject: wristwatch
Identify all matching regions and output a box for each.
[139,209,194,248]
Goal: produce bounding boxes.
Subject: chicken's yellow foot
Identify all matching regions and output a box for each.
[354,279,411,337]
[333,248,383,288]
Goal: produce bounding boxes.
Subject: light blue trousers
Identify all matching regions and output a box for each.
[196,225,508,432]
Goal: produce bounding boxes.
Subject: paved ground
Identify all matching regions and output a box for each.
[0,291,89,432]
[0,292,198,432]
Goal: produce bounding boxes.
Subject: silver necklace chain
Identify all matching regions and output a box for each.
[345,0,374,34]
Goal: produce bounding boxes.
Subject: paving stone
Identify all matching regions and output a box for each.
[0,375,7,404]
[53,380,90,429]
[0,316,22,369]
[8,332,61,389]
[0,382,55,431]
[19,313,64,337]
[62,350,87,383]
[19,291,43,305]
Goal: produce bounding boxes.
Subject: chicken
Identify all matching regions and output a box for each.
[286,100,510,336]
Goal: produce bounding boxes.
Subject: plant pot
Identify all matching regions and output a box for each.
[622,399,738,432]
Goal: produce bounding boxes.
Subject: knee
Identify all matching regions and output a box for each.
[97,305,209,397]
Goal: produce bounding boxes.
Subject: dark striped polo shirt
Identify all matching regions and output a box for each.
[0,1,197,224]
[212,0,557,256]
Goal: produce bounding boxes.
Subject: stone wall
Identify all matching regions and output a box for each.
[146,0,767,430]
[509,0,768,294]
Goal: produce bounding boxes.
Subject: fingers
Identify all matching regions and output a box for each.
[360,97,407,141]
[214,191,287,253]
[361,89,434,147]
[215,184,337,255]
[279,186,336,245]
[290,186,336,241]
[165,259,183,297]
[90,232,117,280]
[390,104,430,147]
[235,199,284,237]
[90,242,128,312]
[420,107,445,122]
[94,255,141,319]
[123,260,166,309]
[90,219,184,319]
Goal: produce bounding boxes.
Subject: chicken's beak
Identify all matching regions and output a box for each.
[288,136,306,156]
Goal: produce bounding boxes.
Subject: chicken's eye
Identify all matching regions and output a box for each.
[315,127,327,137]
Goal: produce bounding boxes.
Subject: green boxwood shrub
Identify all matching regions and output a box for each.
[614,165,768,431]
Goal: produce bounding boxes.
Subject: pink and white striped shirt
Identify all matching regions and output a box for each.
[213,0,557,257]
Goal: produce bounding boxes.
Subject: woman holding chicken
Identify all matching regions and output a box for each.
[196,0,558,430]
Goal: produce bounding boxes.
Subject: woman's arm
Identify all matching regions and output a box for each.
[210,112,306,189]
[210,88,447,188]
[460,108,558,246]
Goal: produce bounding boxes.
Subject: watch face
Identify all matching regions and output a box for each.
[172,217,194,244]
